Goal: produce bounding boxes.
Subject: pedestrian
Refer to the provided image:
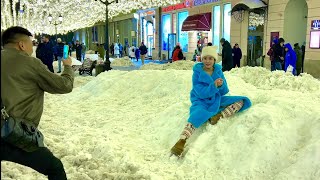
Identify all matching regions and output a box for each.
[219,38,233,71]
[98,44,105,59]
[267,38,278,71]
[81,43,87,62]
[110,43,114,57]
[119,43,123,57]
[272,38,285,70]
[135,47,140,62]
[1,26,74,180]
[293,43,303,76]
[114,43,120,58]
[55,38,64,73]
[129,45,136,61]
[139,42,148,65]
[301,42,306,73]
[232,43,242,68]
[36,34,54,73]
[284,43,297,75]
[68,43,72,56]
[75,40,82,61]
[170,46,252,157]
[172,45,183,62]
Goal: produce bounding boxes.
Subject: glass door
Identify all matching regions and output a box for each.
[168,33,176,60]
[147,35,154,57]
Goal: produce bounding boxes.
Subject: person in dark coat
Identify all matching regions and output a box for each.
[294,43,303,76]
[74,40,82,61]
[36,35,54,73]
[267,38,279,71]
[272,38,285,70]
[110,43,114,57]
[139,42,148,65]
[135,47,140,62]
[301,43,305,73]
[55,38,64,73]
[232,43,242,68]
[219,38,233,71]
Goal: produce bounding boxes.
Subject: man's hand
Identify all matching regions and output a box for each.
[215,78,223,87]
[62,57,72,66]
[280,57,284,61]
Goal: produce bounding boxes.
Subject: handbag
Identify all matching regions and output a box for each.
[1,101,44,152]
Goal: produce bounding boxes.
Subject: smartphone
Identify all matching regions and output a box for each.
[63,45,69,59]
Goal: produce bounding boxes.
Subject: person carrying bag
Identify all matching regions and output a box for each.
[1,26,75,180]
[1,99,44,152]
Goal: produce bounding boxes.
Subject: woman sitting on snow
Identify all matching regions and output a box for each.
[171,46,252,157]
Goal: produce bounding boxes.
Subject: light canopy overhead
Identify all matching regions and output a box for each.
[1,0,181,35]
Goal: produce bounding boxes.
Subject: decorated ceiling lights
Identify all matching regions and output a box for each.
[1,0,181,35]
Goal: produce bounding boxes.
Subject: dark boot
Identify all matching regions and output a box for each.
[170,139,186,156]
[209,113,223,125]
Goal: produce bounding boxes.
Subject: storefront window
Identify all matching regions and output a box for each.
[223,3,231,43]
[162,14,171,50]
[177,11,189,52]
[213,5,220,51]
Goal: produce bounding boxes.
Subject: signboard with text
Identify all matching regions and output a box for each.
[162,0,192,12]
[193,0,220,6]
[311,20,320,30]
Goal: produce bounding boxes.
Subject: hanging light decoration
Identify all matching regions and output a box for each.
[1,0,182,35]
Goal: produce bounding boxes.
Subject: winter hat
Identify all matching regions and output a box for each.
[201,46,218,61]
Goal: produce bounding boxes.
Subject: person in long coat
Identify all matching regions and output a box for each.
[170,46,252,157]
[232,43,242,68]
[294,43,303,76]
[114,43,120,58]
[219,38,233,71]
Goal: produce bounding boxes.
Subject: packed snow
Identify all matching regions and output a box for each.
[140,60,195,70]
[1,65,320,180]
[111,57,134,67]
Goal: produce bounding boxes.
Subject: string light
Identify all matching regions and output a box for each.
[1,0,182,35]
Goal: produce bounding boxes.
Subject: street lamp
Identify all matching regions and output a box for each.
[48,14,63,42]
[96,0,119,71]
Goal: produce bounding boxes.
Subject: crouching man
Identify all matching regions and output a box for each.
[1,26,74,180]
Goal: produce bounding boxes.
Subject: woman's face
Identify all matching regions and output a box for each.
[202,55,215,69]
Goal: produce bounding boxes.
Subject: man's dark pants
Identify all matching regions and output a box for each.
[1,141,67,180]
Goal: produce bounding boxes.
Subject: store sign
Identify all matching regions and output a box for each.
[162,0,192,12]
[140,10,155,17]
[311,20,320,30]
[193,0,220,6]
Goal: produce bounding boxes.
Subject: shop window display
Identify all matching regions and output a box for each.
[178,11,189,52]
[162,14,171,50]
[223,3,231,43]
[213,5,220,51]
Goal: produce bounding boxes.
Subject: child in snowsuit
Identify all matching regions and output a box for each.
[171,46,252,157]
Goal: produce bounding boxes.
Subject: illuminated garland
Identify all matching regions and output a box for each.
[1,0,181,35]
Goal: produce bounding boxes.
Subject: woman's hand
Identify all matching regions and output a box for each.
[215,78,223,87]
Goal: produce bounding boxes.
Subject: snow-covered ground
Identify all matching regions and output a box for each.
[1,62,320,180]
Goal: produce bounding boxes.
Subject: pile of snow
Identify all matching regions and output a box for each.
[140,60,195,70]
[86,50,95,54]
[2,67,320,180]
[111,57,134,66]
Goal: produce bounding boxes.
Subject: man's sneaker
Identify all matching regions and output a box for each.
[209,113,223,125]
[57,71,61,73]
[170,139,186,157]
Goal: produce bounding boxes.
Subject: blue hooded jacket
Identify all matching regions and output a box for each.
[284,43,297,74]
[188,63,251,128]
